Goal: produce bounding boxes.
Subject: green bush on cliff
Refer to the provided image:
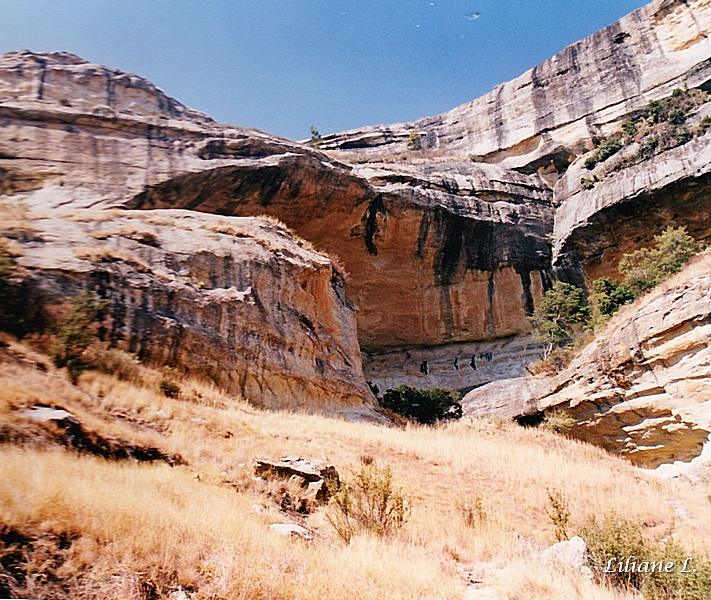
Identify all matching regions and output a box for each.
[588,276,636,327]
[381,385,461,425]
[530,282,590,357]
[619,226,702,294]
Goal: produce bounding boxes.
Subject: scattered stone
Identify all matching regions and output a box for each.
[540,536,591,578]
[22,405,78,424]
[254,457,339,503]
[269,523,311,540]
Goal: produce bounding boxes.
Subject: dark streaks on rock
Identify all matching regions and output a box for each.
[363,194,386,255]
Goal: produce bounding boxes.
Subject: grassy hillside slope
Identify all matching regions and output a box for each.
[0,336,710,599]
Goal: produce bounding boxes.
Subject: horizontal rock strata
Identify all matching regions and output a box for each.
[536,252,711,468]
[2,207,380,418]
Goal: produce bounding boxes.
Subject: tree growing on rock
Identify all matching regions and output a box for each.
[531,282,590,358]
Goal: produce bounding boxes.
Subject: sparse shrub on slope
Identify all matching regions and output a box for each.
[619,226,702,294]
[326,460,410,544]
[578,510,711,599]
[50,290,109,381]
[381,385,461,425]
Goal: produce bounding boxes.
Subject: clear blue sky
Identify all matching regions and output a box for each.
[1,0,649,140]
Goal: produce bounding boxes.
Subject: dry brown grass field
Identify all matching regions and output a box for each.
[0,336,710,599]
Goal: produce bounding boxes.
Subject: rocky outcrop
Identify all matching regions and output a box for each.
[2,207,380,418]
[320,0,711,173]
[535,252,711,468]
[462,376,551,420]
[3,0,711,404]
[0,50,554,394]
[553,128,711,285]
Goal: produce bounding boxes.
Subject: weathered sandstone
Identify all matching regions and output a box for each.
[0,50,553,394]
[536,252,711,468]
[2,207,380,418]
[320,0,711,173]
[553,129,711,285]
[4,0,711,409]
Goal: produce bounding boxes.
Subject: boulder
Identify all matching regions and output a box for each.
[254,456,339,502]
[269,523,311,540]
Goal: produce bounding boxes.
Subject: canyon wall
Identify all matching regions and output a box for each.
[536,252,711,469]
[319,0,711,171]
[3,0,711,405]
[1,206,381,418]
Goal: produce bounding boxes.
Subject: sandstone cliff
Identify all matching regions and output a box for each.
[532,252,711,468]
[1,205,381,417]
[3,0,711,404]
[0,50,553,395]
[320,0,711,172]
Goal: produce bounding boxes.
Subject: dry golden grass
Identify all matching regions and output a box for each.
[0,340,710,598]
[73,245,151,273]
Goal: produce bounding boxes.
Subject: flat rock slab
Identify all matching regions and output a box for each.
[255,456,340,503]
[269,523,311,540]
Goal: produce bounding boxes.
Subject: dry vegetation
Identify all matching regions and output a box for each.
[1,337,710,599]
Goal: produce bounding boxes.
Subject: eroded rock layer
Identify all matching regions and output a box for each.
[319,0,711,172]
[2,207,380,418]
[536,252,711,468]
[0,49,555,393]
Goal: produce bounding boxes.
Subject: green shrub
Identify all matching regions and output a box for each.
[669,109,686,126]
[87,347,142,383]
[648,100,663,123]
[619,226,702,294]
[675,127,692,145]
[541,409,575,435]
[639,135,659,159]
[159,378,181,398]
[326,461,410,544]
[50,290,109,381]
[579,511,651,590]
[643,538,711,600]
[593,136,623,163]
[546,487,571,542]
[589,277,636,327]
[530,282,590,357]
[381,385,461,425]
[579,511,711,599]
[584,156,598,170]
[621,119,638,138]
[581,177,596,190]
[406,131,422,151]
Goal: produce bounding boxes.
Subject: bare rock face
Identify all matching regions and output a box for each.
[0,49,554,394]
[320,0,711,172]
[3,0,711,405]
[462,376,552,420]
[2,207,381,418]
[535,252,711,468]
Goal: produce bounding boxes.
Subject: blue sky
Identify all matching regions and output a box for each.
[1,0,649,140]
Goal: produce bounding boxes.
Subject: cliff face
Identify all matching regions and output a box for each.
[1,206,380,418]
[3,0,711,404]
[0,50,553,394]
[535,252,711,469]
[320,0,711,172]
